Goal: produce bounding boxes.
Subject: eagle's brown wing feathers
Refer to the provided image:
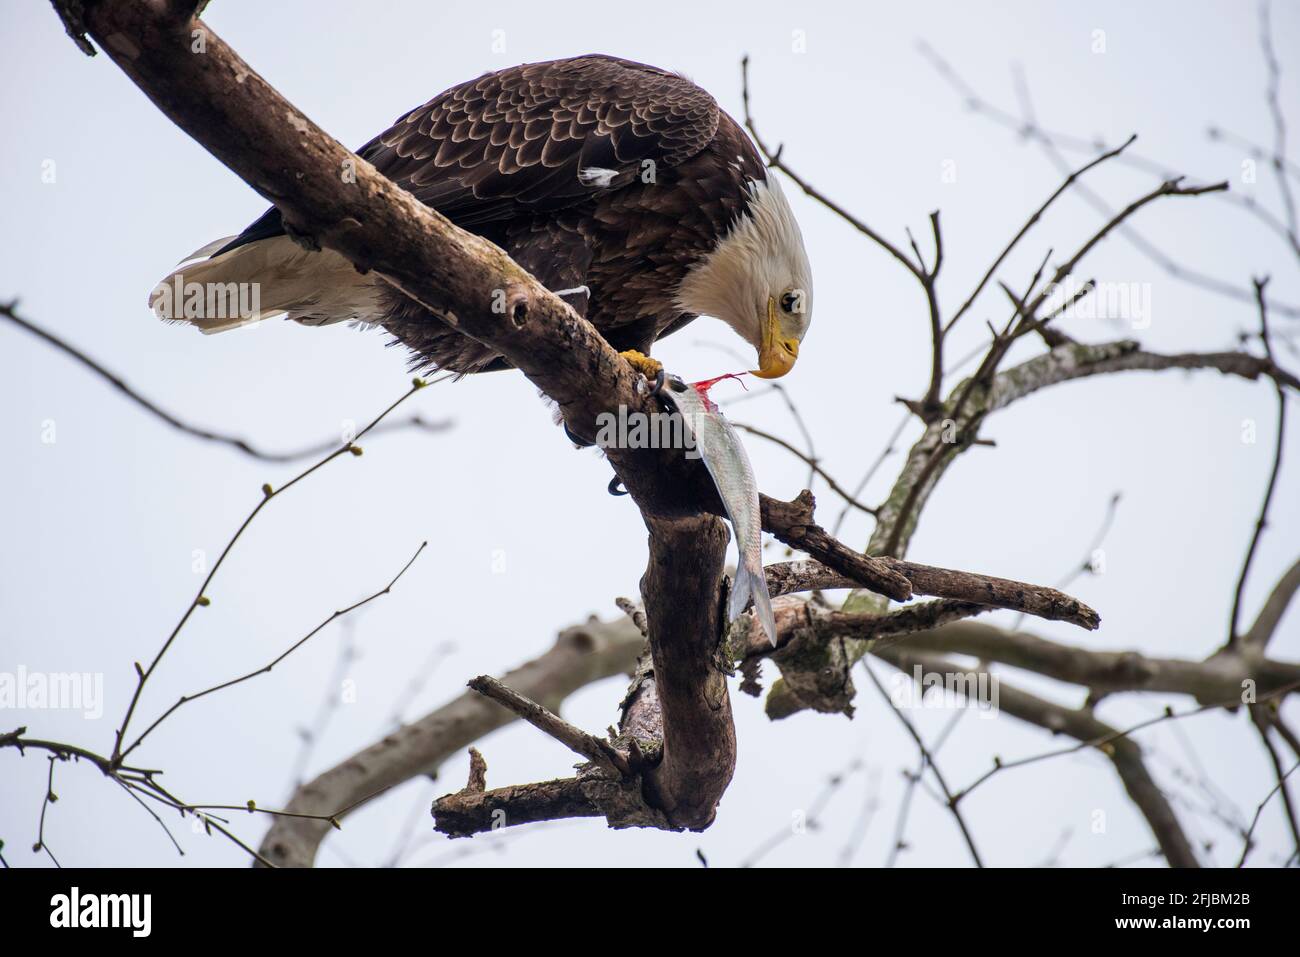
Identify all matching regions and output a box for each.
[202,56,741,374]
[359,55,721,229]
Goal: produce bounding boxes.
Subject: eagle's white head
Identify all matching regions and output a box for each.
[675,176,813,378]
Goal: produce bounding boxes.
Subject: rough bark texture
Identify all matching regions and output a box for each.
[433,769,668,838]
[637,514,734,829]
[877,559,1099,628]
[762,492,913,600]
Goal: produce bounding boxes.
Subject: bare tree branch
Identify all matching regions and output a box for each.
[877,647,1200,867]
[1244,557,1300,651]
[740,55,924,281]
[1238,757,1300,867]
[466,675,630,778]
[901,620,1300,703]
[1228,279,1288,647]
[112,379,428,768]
[916,39,1300,318]
[732,421,878,516]
[860,663,983,866]
[1248,706,1300,861]
[260,618,644,865]
[0,301,451,462]
[944,135,1138,334]
[32,2,1293,869]
[1258,0,1299,256]
[119,542,426,763]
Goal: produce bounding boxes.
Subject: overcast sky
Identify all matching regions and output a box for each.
[2,0,1297,867]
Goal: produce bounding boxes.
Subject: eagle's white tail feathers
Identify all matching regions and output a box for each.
[149,236,384,334]
[179,236,240,263]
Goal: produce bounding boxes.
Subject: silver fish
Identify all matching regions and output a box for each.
[662,375,777,646]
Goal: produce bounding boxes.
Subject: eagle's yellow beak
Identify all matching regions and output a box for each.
[752,297,799,379]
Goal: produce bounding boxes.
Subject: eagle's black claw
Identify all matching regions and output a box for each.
[608,475,629,496]
[563,420,595,448]
[650,367,667,395]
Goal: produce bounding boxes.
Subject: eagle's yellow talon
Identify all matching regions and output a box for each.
[619,349,663,381]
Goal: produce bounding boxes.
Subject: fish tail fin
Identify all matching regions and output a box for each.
[731,563,778,647]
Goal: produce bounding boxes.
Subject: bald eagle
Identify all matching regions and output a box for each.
[151,55,813,380]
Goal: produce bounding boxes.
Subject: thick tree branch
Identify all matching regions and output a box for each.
[902,620,1300,704]
[1244,557,1300,651]
[876,647,1200,867]
[434,515,737,839]
[635,514,734,829]
[434,776,604,837]
[762,340,1296,720]
[259,619,643,866]
[877,558,1098,629]
[857,337,1295,588]
[762,492,912,601]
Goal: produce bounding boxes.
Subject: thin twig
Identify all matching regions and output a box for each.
[740,757,864,867]
[861,661,984,867]
[1238,757,1300,867]
[1228,278,1287,647]
[945,134,1137,334]
[740,56,924,280]
[119,542,426,762]
[733,422,877,516]
[111,379,429,766]
[1258,0,1299,255]
[0,301,451,462]
[1247,706,1300,861]
[957,680,1300,803]
[287,619,360,790]
[35,757,61,868]
[916,41,1300,318]
[883,176,1227,558]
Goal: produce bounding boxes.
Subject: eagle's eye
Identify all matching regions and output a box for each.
[779,290,801,315]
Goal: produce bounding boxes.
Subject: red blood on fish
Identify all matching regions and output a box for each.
[690,372,749,411]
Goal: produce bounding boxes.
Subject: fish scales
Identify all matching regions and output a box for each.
[662,376,777,646]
